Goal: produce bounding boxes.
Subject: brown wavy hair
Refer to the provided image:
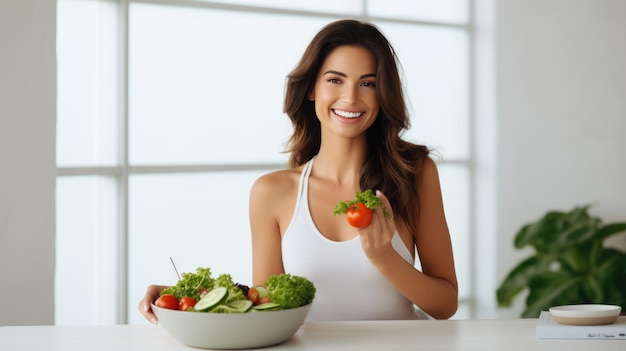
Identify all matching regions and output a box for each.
[284,19,430,232]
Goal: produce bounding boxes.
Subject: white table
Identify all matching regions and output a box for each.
[1,319,624,350]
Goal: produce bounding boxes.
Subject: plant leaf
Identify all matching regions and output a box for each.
[496,255,552,307]
[523,271,583,318]
[543,205,597,252]
[589,240,604,269]
[591,249,626,307]
[594,249,626,284]
[582,275,604,302]
[597,222,626,241]
[559,245,591,272]
[552,219,599,252]
[566,205,592,223]
[514,211,565,250]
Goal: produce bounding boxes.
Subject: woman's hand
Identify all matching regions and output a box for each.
[138,284,169,324]
[356,190,397,262]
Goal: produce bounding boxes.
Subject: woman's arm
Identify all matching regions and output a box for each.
[359,157,458,319]
[249,173,288,286]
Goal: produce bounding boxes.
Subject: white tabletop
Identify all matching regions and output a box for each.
[1,319,624,350]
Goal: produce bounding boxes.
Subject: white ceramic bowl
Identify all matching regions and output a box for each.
[549,304,622,325]
[152,303,311,349]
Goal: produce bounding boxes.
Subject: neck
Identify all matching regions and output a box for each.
[313,136,367,186]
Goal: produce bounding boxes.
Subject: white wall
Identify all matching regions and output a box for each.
[0,0,57,325]
[1,0,625,325]
[495,0,626,318]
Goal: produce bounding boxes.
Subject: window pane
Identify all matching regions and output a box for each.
[377,23,469,159]
[368,0,468,24]
[57,0,119,167]
[128,4,332,165]
[127,171,269,324]
[55,176,119,325]
[191,0,362,14]
[437,163,470,302]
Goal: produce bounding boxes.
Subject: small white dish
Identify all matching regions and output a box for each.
[549,304,621,325]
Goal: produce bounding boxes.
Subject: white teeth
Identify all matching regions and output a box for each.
[334,109,363,118]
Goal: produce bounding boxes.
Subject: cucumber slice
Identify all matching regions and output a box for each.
[252,302,281,311]
[194,286,228,311]
[227,299,253,313]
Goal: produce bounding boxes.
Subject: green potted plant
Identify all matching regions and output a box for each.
[496,205,626,318]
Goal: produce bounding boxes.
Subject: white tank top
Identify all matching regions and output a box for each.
[282,157,419,321]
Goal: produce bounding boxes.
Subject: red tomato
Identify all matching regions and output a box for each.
[256,296,272,305]
[155,294,179,310]
[247,287,259,304]
[178,297,197,311]
[346,202,373,228]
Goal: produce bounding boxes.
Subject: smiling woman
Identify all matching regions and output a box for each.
[56,0,472,325]
[137,19,459,323]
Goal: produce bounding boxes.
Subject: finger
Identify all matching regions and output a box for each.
[139,299,158,324]
[375,190,394,221]
[138,285,163,324]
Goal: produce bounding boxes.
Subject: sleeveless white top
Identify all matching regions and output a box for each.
[282,157,419,321]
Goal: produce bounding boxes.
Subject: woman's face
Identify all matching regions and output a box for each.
[310,45,379,139]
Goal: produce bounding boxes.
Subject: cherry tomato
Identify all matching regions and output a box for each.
[179,297,197,311]
[346,202,373,228]
[247,287,259,304]
[155,294,179,310]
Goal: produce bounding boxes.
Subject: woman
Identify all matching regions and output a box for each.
[139,19,457,322]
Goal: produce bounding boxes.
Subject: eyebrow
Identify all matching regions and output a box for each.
[323,70,376,79]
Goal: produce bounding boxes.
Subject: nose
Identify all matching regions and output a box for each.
[341,83,358,104]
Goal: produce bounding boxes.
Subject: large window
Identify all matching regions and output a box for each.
[57,0,472,324]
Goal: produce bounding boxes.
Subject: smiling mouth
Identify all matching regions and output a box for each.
[333,109,364,119]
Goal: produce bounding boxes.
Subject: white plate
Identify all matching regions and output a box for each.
[549,304,621,325]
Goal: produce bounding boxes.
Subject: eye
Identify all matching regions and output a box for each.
[327,77,342,84]
[361,80,376,88]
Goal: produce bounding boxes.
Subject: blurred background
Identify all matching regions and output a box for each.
[1,0,625,326]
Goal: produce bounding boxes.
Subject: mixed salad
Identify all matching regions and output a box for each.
[154,267,316,314]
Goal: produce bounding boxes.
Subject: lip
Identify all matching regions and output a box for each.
[332,108,364,123]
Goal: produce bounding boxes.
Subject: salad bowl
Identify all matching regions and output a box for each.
[152,303,312,349]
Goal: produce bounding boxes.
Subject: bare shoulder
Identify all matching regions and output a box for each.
[250,167,302,201]
[249,166,303,233]
[420,156,441,183]
[414,155,448,237]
